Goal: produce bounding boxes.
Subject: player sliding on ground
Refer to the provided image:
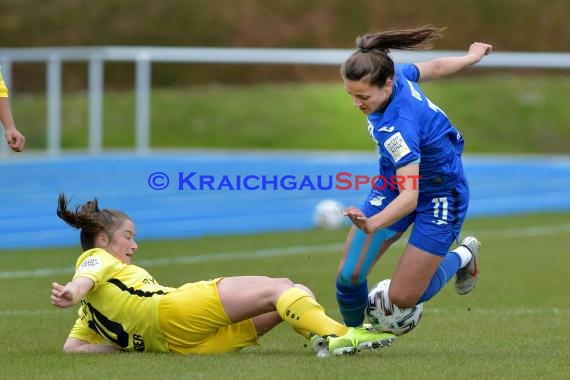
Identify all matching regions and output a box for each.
[50,193,394,357]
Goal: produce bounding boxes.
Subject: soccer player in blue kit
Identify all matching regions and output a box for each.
[328,25,493,354]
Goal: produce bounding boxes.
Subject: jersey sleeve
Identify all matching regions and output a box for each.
[380,122,420,168]
[0,67,8,98]
[73,249,119,291]
[395,63,420,83]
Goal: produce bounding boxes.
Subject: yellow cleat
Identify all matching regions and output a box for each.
[327,325,396,356]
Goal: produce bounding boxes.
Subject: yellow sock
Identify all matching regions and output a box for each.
[276,287,348,337]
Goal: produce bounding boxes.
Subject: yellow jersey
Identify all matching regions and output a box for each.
[69,248,176,352]
[0,67,8,97]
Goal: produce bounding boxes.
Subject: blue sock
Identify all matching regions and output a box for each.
[418,252,462,303]
[336,279,368,327]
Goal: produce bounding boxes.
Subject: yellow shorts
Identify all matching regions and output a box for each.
[158,278,258,354]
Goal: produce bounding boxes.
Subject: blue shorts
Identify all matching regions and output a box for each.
[361,176,469,256]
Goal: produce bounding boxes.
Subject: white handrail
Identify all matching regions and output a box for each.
[1,47,569,67]
[0,47,568,156]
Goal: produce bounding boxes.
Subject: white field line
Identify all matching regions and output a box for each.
[0,309,75,316]
[1,223,569,280]
[2,307,569,317]
[427,308,570,315]
[0,243,344,280]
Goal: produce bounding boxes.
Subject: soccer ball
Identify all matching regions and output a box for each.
[313,199,345,229]
[366,279,423,336]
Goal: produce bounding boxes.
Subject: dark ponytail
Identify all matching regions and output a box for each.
[341,25,445,87]
[57,193,130,251]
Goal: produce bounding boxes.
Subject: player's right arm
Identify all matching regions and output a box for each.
[51,277,94,308]
[0,68,26,152]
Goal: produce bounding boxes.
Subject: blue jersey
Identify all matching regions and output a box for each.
[367,63,465,194]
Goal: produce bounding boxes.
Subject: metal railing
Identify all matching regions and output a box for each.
[1,46,569,157]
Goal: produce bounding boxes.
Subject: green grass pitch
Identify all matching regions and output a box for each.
[1,212,568,379]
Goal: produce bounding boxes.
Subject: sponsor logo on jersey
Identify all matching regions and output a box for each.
[384,132,411,162]
[79,257,101,272]
[378,126,395,133]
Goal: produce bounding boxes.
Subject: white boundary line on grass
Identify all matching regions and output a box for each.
[1,307,569,317]
[1,223,569,280]
[0,309,74,316]
[427,308,570,315]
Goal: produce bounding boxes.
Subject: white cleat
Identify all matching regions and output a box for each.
[310,334,331,358]
[455,236,481,295]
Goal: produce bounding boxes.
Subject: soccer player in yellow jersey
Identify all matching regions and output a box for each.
[0,66,25,152]
[51,193,396,357]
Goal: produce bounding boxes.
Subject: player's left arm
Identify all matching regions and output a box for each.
[415,42,493,82]
[63,337,121,353]
[344,163,420,233]
[63,307,122,353]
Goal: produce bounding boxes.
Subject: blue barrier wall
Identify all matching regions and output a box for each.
[1,151,569,250]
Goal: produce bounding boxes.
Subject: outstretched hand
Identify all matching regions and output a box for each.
[468,42,493,63]
[51,282,76,308]
[343,206,371,233]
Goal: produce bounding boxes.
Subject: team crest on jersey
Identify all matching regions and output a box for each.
[79,257,101,272]
[369,195,386,207]
[384,132,411,162]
